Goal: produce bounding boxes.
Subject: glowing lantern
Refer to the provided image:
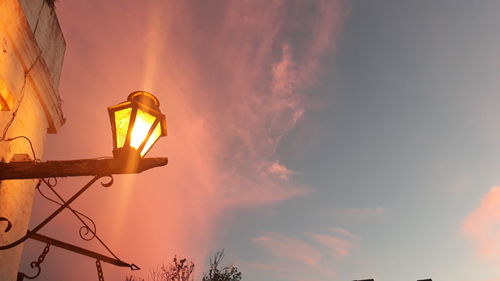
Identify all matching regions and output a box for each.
[108,91,167,159]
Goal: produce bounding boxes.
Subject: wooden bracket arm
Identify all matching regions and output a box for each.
[0,157,168,180]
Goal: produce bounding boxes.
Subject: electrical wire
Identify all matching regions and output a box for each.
[2,135,38,162]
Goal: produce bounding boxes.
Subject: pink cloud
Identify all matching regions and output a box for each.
[462,187,500,260]
[308,233,355,259]
[251,228,357,280]
[329,227,360,241]
[260,160,298,180]
[253,232,322,267]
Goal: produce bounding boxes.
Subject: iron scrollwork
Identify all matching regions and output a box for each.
[0,217,12,233]
[0,175,104,251]
[38,177,98,242]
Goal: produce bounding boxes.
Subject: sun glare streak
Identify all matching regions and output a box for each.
[141,4,166,91]
[109,2,166,241]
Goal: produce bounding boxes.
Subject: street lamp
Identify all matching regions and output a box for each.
[0,92,168,180]
[0,91,168,280]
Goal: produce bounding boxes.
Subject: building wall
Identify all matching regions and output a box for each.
[0,0,65,280]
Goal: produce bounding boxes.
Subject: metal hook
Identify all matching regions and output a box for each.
[0,217,12,232]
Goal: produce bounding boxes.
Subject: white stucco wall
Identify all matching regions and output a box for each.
[0,0,65,280]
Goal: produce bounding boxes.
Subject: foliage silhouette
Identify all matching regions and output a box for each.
[126,256,194,281]
[202,250,241,281]
[125,250,240,281]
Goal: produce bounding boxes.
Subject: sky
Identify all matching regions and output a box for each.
[18,0,500,281]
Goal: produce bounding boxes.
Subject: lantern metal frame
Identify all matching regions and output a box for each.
[108,91,167,160]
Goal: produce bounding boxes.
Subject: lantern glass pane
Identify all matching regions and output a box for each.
[130,109,157,150]
[114,107,132,148]
[141,122,162,156]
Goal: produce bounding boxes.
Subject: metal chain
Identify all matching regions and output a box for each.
[96,260,105,281]
[33,244,50,267]
[20,243,51,280]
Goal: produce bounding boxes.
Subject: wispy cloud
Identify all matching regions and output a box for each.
[252,228,358,280]
[155,0,344,211]
[462,187,500,260]
[308,232,355,259]
[260,160,298,180]
[253,232,322,267]
[329,227,360,241]
[141,0,347,222]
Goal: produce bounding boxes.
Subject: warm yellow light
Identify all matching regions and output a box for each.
[130,109,156,151]
[114,108,132,148]
[141,122,162,156]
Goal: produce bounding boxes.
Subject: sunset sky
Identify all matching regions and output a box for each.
[20,1,500,281]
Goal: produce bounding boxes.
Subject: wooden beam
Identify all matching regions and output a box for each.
[0,157,168,180]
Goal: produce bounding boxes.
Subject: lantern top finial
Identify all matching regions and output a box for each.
[127,91,160,110]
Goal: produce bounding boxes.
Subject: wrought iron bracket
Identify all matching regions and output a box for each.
[0,175,107,250]
[0,156,167,280]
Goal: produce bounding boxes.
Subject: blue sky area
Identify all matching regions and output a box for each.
[223,1,500,280]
